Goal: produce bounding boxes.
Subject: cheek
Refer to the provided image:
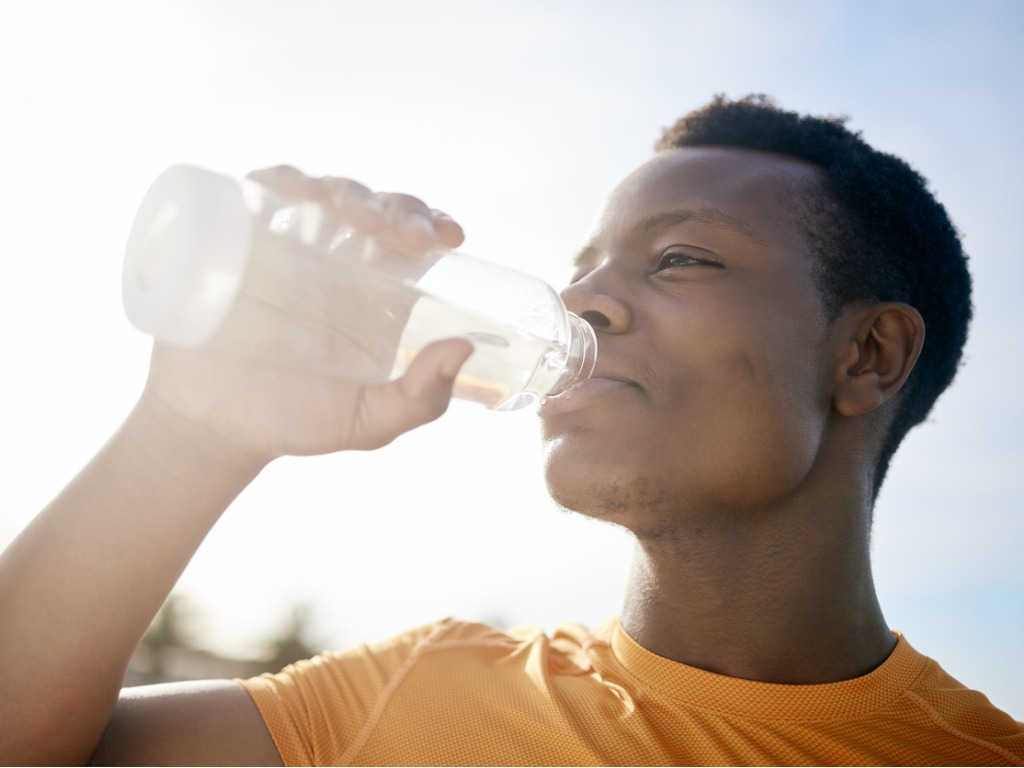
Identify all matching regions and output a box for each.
[665,315,830,504]
[703,406,826,507]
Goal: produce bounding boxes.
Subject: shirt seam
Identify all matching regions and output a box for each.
[333,620,459,766]
[902,689,1024,766]
[605,641,924,724]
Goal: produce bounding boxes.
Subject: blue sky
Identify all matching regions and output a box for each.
[1,0,1021,717]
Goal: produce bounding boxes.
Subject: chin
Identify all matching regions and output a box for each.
[545,447,623,519]
[543,445,677,531]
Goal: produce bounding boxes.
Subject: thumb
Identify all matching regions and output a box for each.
[352,338,474,449]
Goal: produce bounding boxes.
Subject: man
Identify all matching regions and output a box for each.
[1,95,1021,765]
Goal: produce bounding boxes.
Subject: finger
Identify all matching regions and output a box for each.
[245,169,463,254]
[246,167,385,234]
[429,209,466,249]
[320,176,385,233]
[352,338,473,449]
[376,192,445,254]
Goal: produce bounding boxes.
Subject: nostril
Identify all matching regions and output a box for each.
[580,310,610,330]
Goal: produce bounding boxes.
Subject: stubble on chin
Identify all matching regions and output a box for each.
[545,462,690,538]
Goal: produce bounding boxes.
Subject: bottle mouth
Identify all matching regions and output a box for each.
[547,312,598,397]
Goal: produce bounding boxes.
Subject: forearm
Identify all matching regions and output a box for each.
[0,172,468,765]
[0,398,265,765]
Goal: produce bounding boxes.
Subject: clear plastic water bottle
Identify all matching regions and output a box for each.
[122,165,597,411]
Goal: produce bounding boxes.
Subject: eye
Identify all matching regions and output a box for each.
[655,246,721,271]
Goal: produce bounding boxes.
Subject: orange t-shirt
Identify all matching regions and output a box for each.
[240,618,1024,766]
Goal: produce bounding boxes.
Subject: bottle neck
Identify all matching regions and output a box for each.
[549,312,598,397]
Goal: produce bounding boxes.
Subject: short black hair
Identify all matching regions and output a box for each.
[657,94,972,490]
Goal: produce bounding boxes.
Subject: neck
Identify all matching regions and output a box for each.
[619,490,894,684]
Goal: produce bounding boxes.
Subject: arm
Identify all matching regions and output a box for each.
[0,398,267,765]
[0,170,471,765]
[92,681,281,767]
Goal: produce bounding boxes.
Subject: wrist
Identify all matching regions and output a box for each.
[127,389,271,489]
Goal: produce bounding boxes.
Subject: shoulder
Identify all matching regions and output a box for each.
[895,636,1024,764]
[241,617,617,714]
[237,618,620,766]
[324,617,616,679]
[318,617,615,665]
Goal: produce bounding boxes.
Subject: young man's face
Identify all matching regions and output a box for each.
[540,147,841,534]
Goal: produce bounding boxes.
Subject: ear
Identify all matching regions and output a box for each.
[832,302,925,418]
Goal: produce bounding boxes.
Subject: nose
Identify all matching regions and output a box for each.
[561,273,631,334]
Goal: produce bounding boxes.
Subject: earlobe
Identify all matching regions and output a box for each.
[833,302,925,418]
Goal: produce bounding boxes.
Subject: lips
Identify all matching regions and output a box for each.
[537,375,637,418]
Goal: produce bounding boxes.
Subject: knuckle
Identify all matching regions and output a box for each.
[323,179,378,211]
[321,176,373,198]
[377,192,431,217]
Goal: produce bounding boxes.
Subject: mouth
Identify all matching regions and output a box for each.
[537,373,638,418]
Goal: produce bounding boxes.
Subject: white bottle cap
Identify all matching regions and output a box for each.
[122,164,252,346]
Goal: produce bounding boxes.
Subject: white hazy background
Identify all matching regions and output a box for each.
[1,0,1021,717]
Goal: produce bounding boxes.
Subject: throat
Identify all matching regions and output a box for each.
[619,519,894,684]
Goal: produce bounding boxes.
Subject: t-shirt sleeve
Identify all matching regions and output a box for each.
[238,619,454,766]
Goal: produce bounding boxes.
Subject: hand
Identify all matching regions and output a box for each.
[245,165,466,255]
[136,167,474,467]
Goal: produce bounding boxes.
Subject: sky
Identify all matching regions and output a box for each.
[0,0,1021,717]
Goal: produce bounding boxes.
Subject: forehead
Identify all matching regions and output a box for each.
[594,146,822,255]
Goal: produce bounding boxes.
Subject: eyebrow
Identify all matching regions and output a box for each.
[638,207,759,241]
[572,206,761,271]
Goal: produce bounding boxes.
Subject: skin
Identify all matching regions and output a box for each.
[544,147,924,683]
[0,149,924,765]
